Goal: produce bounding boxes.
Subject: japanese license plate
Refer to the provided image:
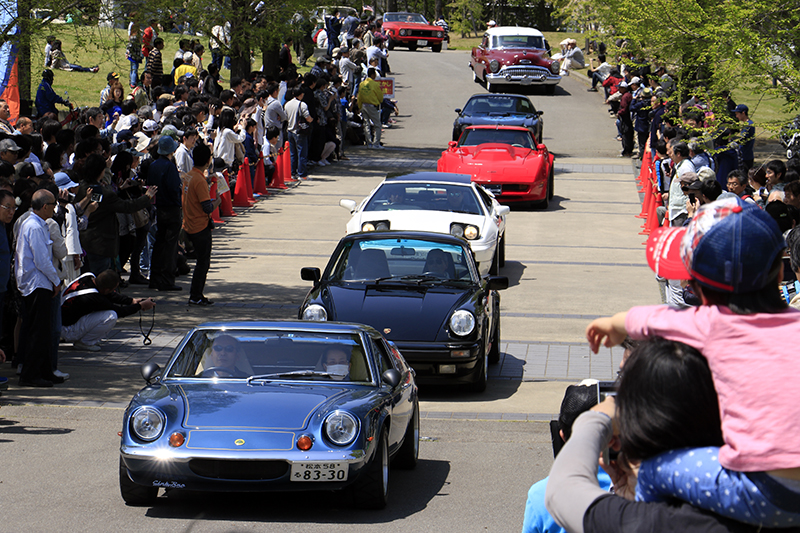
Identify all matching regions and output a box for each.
[418,40,427,46]
[290,462,348,482]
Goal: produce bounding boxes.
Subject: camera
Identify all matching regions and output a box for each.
[596,381,619,465]
[91,185,103,203]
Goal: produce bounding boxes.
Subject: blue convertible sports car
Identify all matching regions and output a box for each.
[300,231,508,392]
[119,321,419,509]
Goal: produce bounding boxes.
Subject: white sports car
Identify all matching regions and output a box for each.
[339,172,509,276]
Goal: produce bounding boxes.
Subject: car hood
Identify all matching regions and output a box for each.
[357,209,486,231]
[459,114,537,127]
[177,382,350,430]
[327,283,468,341]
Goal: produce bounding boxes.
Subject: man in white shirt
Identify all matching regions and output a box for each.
[338,47,358,91]
[16,189,64,387]
[587,54,612,94]
[284,88,313,178]
[174,128,198,174]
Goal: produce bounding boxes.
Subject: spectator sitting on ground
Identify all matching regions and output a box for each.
[554,39,584,76]
[61,269,155,352]
[48,40,98,73]
[35,69,72,118]
[587,54,612,94]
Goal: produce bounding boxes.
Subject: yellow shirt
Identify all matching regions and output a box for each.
[357,78,384,108]
[174,64,198,85]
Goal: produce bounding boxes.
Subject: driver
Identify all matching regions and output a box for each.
[321,346,351,380]
[447,188,465,211]
[424,248,450,278]
[387,188,405,206]
[201,334,249,377]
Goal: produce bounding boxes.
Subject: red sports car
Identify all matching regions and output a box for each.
[437,126,555,208]
[382,12,445,52]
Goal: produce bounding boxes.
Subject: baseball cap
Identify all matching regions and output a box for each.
[161,124,184,139]
[183,51,194,62]
[0,139,20,152]
[487,20,497,26]
[733,104,749,114]
[645,196,785,292]
[630,76,641,85]
[107,71,120,81]
[142,119,158,132]
[157,135,179,155]
[618,81,628,88]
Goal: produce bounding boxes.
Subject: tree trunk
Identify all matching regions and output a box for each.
[387,0,397,12]
[435,0,442,19]
[261,45,280,77]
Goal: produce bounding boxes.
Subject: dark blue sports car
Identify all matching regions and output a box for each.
[300,231,508,392]
[119,321,418,509]
[452,93,544,143]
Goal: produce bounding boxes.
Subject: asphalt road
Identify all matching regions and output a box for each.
[0,47,659,530]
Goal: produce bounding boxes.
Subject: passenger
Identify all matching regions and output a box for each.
[321,346,350,380]
[424,249,450,278]
[585,197,800,527]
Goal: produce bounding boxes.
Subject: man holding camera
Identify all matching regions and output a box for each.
[61,269,155,352]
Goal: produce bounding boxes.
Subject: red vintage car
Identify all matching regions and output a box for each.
[437,126,555,208]
[382,12,445,52]
[470,27,561,94]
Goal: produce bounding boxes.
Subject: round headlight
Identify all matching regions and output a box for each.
[489,59,500,73]
[375,221,390,231]
[450,224,464,238]
[131,406,165,442]
[550,60,560,74]
[302,304,328,321]
[464,225,479,240]
[324,411,359,446]
[362,222,376,232]
[450,310,476,336]
[437,31,443,38]
[399,29,406,36]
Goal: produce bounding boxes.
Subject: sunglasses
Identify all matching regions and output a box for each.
[213,345,236,354]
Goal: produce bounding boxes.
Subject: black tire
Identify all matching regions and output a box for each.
[537,175,551,210]
[387,37,395,50]
[489,240,500,275]
[545,84,556,95]
[351,427,390,509]
[431,43,442,53]
[408,42,417,51]
[548,168,555,201]
[469,345,488,392]
[488,313,501,365]
[453,127,461,142]
[119,457,158,506]
[393,401,419,469]
[498,233,506,267]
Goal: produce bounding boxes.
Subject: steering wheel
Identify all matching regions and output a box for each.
[201,366,235,378]
[511,143,525,148]
[422,271,447,278]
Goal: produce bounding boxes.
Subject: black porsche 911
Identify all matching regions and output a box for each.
[299,231,508,392]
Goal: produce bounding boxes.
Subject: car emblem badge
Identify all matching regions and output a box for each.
[234,439,245,446]
[383,328,391,334]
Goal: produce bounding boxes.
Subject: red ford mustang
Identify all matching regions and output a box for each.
[437,126,555,208]
[382,12,445,52]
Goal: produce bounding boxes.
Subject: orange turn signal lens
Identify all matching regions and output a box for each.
[297,435,313,451]
[168,432,185,447]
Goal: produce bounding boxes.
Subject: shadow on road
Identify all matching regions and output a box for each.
[143,459,450,523]
[0,418,74,437]
[418,372,521,402]
[500,260,526,288]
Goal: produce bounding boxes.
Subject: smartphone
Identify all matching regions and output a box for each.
[688,193,696,204]
[91,192,103,203]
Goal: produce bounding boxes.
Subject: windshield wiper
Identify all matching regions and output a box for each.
[248,370,335,383]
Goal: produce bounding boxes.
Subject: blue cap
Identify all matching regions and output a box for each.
[157,135,178,155]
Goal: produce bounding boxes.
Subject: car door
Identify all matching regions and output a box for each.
[370,335,412,451]
[475,34,490,77]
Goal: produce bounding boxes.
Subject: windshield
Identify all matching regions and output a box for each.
[492,35,544,49]
[459,129,534,148]
[330,238,475,283]
[166,329,372,382]
[462,95,536,115]
[384,12,428,23]
[363,182,483,215]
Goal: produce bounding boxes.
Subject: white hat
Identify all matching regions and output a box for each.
[618,81,628,88]
[487,20,496,27]
[630,76,641,85]
[142,119,158,132]
[560,38,571,46]
[183,51,194,62]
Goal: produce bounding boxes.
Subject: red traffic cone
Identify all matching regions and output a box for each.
[242,157,256,202]
[210,175,225,224]
[233,164,255,207]
[271,148,288,190]
[253,153,269,196]
[219,170,237,217]
[282,141,296,182]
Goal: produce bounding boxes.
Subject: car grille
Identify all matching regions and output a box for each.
[500,66,551,78]
[189,459,289,480]
[409,29,434,37]
[501,184,530,192]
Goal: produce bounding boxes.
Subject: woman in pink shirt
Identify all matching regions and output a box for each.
[586,196,800,527]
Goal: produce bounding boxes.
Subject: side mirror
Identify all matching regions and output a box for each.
[495,205,510,217]
[487,276,509,291]
[381,369,402,388]
[448,140,458,150]
[141,362,161,384]
[538,110,544,116]
[454,108,462,114]
[301,267,321,283]
[339,199,357,213]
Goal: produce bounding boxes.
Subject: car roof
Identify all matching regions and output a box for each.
[342,230,469,247]
[466,93,530,101]
[194,320,378,335]
[385,171,472,184]
[485,26,545,37]
[464,125,531,132]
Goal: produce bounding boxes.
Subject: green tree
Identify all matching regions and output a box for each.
[447,0,482,38]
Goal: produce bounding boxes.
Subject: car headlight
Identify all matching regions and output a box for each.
[550,60,560,74]
[450,223,479,240]
[302,304,328,321]
[399,29,406,36]
[130,406,165,442]
[324,411,359,446]
[489,60,500,73]
[362,222,376,231]
[450,310,476,336]
[437,31,443,37]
